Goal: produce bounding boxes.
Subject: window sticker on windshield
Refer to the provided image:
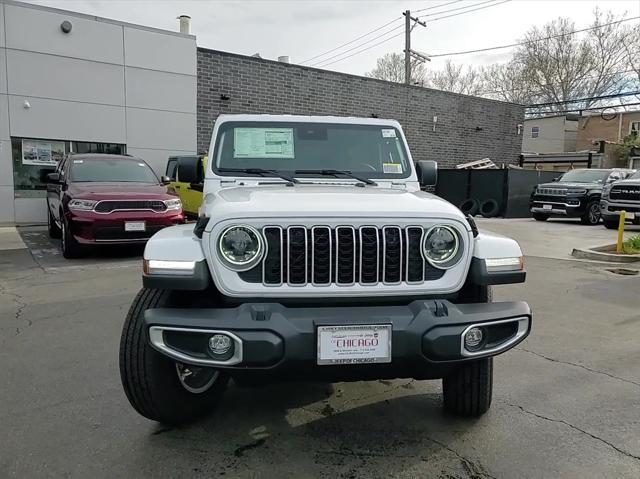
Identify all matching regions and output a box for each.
[233,128,295,159]
[73,160,83,164]
[138,163,145,167]
[383,163,403,174]
[381,129,396,138]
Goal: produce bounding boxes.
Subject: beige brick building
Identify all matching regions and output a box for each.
[576,111,640,167]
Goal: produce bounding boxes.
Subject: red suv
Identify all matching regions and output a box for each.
[46,154,185,258]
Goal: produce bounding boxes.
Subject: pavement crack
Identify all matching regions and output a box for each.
[504,402,640,461]
[0,284,31,335]
[516,347,640,389]
[233,438,266,457]
[425,438,497,479]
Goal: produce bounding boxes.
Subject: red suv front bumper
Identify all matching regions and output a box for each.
[65,209,185,245]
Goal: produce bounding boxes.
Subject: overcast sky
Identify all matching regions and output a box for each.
[24,0,640,75]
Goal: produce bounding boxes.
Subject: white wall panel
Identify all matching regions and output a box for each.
[126,108,195,151]
[4,3,123,64]
[7,50,125,105]
[126,147,196,177]
[0,49,6,93]
[9,96,126,143]
[0,137,12,187]
[14,197,45,224]
[125,67,195,113]
[0,186,15,224]
[0,93,8,140]
[124,27,195,75]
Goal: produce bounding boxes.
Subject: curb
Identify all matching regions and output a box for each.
[571,244,640,263]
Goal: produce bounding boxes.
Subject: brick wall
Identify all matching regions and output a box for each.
[576,112,640,151]
[197,48,524,168]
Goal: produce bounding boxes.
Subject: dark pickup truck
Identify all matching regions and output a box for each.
[530,168,634,225]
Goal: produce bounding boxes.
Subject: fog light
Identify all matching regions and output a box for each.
[209,334,232,355]
[464,327,484,350]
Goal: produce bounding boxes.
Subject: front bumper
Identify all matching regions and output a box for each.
[145,300,531,381]
[67,210,185,244]
[600,199,640,221]
[530,195,586,217]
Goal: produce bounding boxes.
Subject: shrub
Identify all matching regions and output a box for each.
[622,234,640,254]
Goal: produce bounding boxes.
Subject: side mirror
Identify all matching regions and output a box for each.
[552,177,560,182]
[39,168,55,182]
[415,160,438,187]
[177,157,201,184]
[46,172,61,184]
[160,175,172,185]
[189,182,204,192]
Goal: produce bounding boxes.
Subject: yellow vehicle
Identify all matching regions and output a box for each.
[165,155,207,218]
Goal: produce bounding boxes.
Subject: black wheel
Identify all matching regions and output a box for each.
[479,199,499,218]
[442,358,493,417]
[60,215,84,258]
[119,288,228,425]
[458,199,479,216]
[603,219,619,230]
[47,203,61,239]
[532,213,549,221]
[581,200,601,225]
[445,283,493,416]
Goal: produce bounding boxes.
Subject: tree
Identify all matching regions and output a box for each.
[365,52,426,84]
[510,9,636,113]
[480,62,535,105]
[424,60,485,96]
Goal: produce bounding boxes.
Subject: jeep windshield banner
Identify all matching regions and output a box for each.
[233,128,295,159]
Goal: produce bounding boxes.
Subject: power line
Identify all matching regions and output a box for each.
[477,69,639,96]
[419,0,499,18]
[526,91,640,108]
[413,0,465,14]
[310,24,404,67]
[530,101,640,115]
[299,16,402,65]
[419,0,511,22]
[313,30,405,68]
[427,15,640,58]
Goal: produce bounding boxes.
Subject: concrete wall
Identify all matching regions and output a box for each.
[0,0,197,224]
[522,116,578,154]
[196,48,524,168]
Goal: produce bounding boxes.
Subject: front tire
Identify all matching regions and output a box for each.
[443,358,493,417]
[119,288,228,425]
[580,200,601,225]
[61,215,83,258]
[445,283,493,416]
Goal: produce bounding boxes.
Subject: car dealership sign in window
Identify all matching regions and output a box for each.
[21,139,65,167]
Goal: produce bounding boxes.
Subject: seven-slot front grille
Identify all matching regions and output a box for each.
[258,225,446,286]
[94,200,167,213]
[536,187,568,196]
[610,185,640,202]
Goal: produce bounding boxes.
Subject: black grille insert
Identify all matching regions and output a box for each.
[94,200,167,213]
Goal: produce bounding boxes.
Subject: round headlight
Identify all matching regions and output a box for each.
[423,225,460,268]
[218,225,263,270]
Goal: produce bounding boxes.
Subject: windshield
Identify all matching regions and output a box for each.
[212,122,411,179]
[559,169,610,184]
[69,158,159,183]
[630,170,640,180]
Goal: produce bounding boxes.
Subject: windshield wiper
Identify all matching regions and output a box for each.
[294,169,378,186]
[217,168,299,184]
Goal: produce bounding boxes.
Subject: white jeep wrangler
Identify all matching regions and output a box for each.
[119,114,531,425]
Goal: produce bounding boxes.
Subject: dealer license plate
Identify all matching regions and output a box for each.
[626,212,635,219]
[543,204,552,210]
[124,221,146,232]
[317,324,391,365]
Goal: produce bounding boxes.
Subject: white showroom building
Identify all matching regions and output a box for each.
[0,0,197,224]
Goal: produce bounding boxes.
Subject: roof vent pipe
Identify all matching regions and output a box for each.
[178,15,191,34]
[278,56,290,64]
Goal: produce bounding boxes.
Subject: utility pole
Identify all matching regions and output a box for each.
[403,10,427,85]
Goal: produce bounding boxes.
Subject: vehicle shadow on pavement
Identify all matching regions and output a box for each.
[143,381,483,478]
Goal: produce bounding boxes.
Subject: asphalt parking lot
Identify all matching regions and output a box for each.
[1,219,640,478]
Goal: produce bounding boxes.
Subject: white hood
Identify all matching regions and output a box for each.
[202,184,466,223]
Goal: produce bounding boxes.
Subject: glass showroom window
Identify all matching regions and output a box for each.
[12,138,126,197]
